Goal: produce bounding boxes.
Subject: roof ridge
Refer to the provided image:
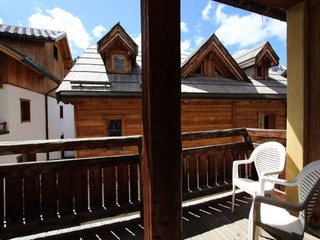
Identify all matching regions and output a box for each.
[234,42,267,59]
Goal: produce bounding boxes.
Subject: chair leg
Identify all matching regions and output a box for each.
[231,184,235,212]
[248,224,259,240]
[248,203,260,240]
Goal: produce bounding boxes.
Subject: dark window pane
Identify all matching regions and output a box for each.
[114,55,125,70]
[20,99,31,122]
[108,119,122,136]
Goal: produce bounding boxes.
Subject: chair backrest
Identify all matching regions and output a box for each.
[296,160,320,230]
[251,141,286,180]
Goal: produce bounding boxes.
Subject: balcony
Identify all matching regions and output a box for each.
[0,128,318,239]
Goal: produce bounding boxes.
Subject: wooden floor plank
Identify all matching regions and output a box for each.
[16,192,319,240]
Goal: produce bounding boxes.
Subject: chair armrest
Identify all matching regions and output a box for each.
[253,195,304,224]
[262,170,284,177]
[233,158,254,179]
[259,176,296,195]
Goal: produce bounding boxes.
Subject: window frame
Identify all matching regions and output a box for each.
[108,119,122,137]
[112,55,126,72]
[107,119,123,150]
[259,113,276,129]
[20,98,31,123]
[60,105,64,119]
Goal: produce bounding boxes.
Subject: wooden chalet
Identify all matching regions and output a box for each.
[0,0,318,239]
[57,23,287,155]
[0,24,74,162]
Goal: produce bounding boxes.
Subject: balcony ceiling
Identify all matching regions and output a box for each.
[212,0,304,21]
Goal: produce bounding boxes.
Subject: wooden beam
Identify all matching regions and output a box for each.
[306,0,320,164]
[141,0,182,239]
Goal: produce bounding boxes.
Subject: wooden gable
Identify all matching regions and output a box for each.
[254,42,279,79]
[235,42,280,80]
[97,23,138,74]
[255,42,279,67]
[181,34,249,82]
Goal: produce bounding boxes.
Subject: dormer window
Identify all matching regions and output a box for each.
[255,63,268,79]
[257,65,262,77]
[97,23,138,75]
[113,55,125,71]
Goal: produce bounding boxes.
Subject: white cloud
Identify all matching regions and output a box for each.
[263,18,286,42]
[181,21,188,33]
[195,36,205,47]
[215,4,227,24]
[202,1,213,21]
[28,7,91,51]
[195,21,202,34]
[0,18,3,24]
[214,4,286,48]
[181,39,192,53]
[92,25,106,38]
[132,33,141,52]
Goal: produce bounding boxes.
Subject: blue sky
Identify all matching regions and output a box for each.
[0,0,287,65]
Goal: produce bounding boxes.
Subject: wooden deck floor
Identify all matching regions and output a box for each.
[12,192,319,240]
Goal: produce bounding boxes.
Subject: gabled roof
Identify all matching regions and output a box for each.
[97,23,138,62]
[234,42,279,69]
[0,24,66,42]
[57,45,286,101]
[0,24,73,69]
[56,24,286,102]
[181,33,250,82]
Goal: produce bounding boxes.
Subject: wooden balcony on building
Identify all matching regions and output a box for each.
[0,128,318,239]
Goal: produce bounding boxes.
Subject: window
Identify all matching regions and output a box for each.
[257,66,262,77]
[113,55,125,71]
[259,114,276,129]
[53,46,58,60]
[107,119,122,150]
[20,99,31,122]
[108,119,122,136]
[60,106,64,119]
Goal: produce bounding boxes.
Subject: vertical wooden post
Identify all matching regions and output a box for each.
[306,0,320,165]
[286,0,320,223]
[141,0,182,239]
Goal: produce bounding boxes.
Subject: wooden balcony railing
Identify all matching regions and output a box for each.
[0,128,286,238]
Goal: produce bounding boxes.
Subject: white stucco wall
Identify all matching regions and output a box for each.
[0,84,75,163]
[47,97,75,159]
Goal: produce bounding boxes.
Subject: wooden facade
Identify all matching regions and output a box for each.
[0,24,73,97]
[57,23,287,159]
[71,97,286,157]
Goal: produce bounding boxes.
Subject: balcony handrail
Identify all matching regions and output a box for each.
[0,135,142,156]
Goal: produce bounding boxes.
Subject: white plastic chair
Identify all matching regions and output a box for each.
[248,160,320,240]
[231,141,286,212]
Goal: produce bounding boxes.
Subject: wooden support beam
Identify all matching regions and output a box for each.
[306,0,320,164]
[141,0,182,239]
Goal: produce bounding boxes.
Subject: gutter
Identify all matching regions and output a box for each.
[45,86,59,160]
